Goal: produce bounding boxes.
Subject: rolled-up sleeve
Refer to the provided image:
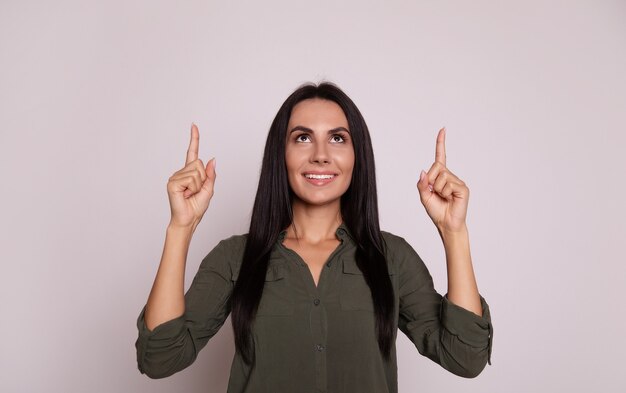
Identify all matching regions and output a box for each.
[135,237,240,379]
[395,237,493,378]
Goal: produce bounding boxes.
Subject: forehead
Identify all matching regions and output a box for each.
[288,98,348,126]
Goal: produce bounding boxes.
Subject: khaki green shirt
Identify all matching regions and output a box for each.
[135,222,493,392]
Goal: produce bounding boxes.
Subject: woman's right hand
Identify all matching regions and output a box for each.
[166,123,216,230]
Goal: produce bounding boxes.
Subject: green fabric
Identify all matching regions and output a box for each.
[135,222,493,392]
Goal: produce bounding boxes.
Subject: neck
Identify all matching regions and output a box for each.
[287,198,343,243]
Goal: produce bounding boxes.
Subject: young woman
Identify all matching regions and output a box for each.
[135,82,493,392]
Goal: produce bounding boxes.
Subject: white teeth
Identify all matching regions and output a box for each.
[305,174,335,179]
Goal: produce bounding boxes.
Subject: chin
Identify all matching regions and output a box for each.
[291,191,347,207]
[289,177,351,207]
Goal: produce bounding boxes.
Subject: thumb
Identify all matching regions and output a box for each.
[417,170,429,193]
[417,170,434,203]
[199,157,216,196]
[205,157,216,177]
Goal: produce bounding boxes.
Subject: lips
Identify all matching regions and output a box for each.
[303,173,337,181]
[302,172,338,185]
[302,171,338,176]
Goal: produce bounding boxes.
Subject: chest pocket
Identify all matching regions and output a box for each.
[339,258,395,312]
[232,264,295,316]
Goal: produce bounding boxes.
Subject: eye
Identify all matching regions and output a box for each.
[295,134,311,143]
[331,134,346,143]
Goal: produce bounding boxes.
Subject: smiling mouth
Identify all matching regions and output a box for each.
[303,174,337,180]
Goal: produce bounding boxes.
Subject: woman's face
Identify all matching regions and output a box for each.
[285,98,355,208]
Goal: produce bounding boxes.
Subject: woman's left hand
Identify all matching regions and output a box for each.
[417,127,469,234]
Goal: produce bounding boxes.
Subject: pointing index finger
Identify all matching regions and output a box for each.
[435,127,446,166]
[186,123,199,165]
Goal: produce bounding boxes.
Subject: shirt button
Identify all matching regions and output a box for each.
[313,299,320,306]
[326,262,331,267]
[315,344,324,352]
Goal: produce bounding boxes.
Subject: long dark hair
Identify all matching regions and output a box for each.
[229,81,394,365]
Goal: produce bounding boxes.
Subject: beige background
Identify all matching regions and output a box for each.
[1,1,625,392]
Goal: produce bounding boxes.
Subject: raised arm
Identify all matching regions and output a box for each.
[417,127,482,316]
[143,123,216,330]
[136,123,220,378]
[398,127,492,376]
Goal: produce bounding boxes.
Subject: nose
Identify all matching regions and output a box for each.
[311,142,330,164]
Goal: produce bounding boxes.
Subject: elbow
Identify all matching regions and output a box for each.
[136,349,198,379]
[137,363,180,379]
[138,362,179,380]
[439,346,490,379]
[134,328,198,379]
[438,325,492,378]
[451,356,488,379]
[457,362,486,379]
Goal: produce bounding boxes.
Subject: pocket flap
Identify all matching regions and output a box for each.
[231,264,287,281]
[342,258,363,274]
[264,265,287,281]
[342,258,395,275]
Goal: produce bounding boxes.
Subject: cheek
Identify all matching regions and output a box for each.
[284,152,302,182]
[284,151,296,170]
[341,151,355,174]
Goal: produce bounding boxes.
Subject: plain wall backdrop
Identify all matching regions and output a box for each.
[1,1,625,392]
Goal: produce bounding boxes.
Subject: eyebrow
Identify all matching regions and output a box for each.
[289,126,350,134]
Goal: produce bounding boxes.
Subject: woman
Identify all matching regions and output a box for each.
[135,82,493,392]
